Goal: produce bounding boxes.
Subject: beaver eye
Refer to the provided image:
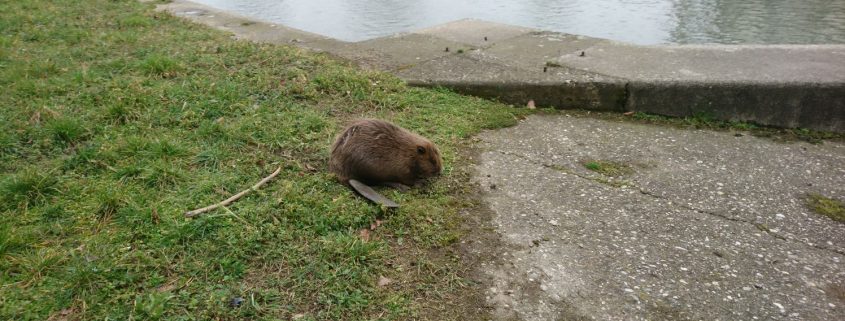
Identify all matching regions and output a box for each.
[417,146,426,154]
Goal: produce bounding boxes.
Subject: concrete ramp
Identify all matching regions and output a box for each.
[159,0,845,132]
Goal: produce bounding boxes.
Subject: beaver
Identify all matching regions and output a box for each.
[329,119,442,207]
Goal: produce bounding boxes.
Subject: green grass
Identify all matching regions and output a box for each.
[582,160,633,177]
[0,1,528,320]
[805,193,845,223]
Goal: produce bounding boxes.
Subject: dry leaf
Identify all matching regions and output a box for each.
[378,276,392,287]
[359,228,370,242]
[527,100,536,109]
[623,111,636,116]
[29,111,41,124]
[157,280,177,293]
[46,307,75,321]
[369,219,383,231]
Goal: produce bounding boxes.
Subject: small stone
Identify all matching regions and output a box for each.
[549,219,560,226]
[229,297,244,308]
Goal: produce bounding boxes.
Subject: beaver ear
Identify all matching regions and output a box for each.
[417,146,426,154]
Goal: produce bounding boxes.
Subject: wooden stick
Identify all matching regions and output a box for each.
[185,166,282,218]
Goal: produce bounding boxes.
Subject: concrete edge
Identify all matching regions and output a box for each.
[627,81,845,131]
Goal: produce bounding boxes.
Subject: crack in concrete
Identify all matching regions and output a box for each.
[490,149,845,257]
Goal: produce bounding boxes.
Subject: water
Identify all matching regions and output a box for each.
[193,0,845,45]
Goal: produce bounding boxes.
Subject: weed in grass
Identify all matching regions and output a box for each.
[0,223,17,257]
[14,248,65,284]
[135,292,173,320]
[805,193,845,223]
[62,143,104,172]
[0,128,16,155]
[196,120,229,141]
[582,160,634,177]
[1,169,60,208]
[106,104,136,124]
[40,203,68,221]
[139,54,182,77]
[114,164,144,181]
[193,148,226,169]
[120,14,151,28]
[47,117,87,145]
[27,60,60,78]
[147,139,188,158]
[94,186,126,221]
[142,161,185,188]
[117,135,151,157]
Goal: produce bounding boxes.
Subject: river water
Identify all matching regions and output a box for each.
[193,0,845,45]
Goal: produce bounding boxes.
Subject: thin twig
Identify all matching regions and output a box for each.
[185,166,282,218]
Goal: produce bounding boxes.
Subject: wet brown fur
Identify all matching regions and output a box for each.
[329,119,442,187]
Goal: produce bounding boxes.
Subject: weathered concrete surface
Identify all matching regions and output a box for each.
[158,0,845,132]
[413,19,535,48]
[473,114,845,320]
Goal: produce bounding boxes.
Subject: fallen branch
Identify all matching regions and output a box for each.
[185,166,282,218]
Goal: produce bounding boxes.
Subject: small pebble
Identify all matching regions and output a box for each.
[229,297,244,308]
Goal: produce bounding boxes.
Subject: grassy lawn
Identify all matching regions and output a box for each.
[0,1,527,319]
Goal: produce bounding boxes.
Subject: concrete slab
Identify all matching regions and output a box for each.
[475,114,845,321]
[396,54,626,110]
[330,33,474,71]
[413,18,536,48]
[555,43,845,83]
[481,31,611,73]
